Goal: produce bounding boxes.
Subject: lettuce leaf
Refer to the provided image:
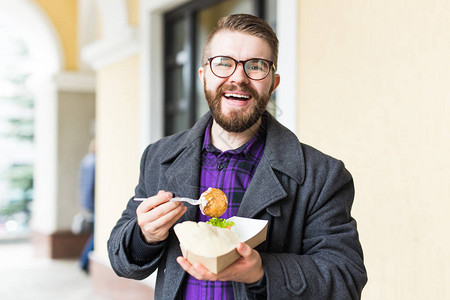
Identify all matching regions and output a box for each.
[206,218,235,229]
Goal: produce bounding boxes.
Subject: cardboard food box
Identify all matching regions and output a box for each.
[177,216,268,274]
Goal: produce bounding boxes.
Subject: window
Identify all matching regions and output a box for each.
[164,0,276,135]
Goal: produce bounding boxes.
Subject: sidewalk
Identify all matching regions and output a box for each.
[0,239,106,300]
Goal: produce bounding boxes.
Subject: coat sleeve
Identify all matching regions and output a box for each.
[107,145,167,280]
[258,159,367,299]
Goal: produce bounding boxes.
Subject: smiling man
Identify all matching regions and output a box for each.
[201,28,279,138]
[108,14,367,299]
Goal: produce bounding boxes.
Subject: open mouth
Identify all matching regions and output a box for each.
[223,93,251,101]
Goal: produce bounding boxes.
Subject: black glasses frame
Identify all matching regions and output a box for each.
[207,55,275,81]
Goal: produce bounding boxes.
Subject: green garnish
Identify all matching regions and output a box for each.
[206,218,235,229]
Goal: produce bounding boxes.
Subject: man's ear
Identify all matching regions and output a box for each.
[198,67,204,82]
[271,74,281,94]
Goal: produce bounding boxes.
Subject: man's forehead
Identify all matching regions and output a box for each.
[207,30,271,59]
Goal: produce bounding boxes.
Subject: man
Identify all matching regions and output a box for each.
[77,138,95,272]
[108,14,367,299]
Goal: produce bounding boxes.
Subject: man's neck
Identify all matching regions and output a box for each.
[210,118,262,152]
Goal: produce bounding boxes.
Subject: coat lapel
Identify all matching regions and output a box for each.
[238,154,286,218]
[165,144,202,222]
[238,112,305,218]
[162,112,212,222]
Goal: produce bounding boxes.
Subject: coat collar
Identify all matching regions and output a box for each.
[161,112,212,165]
[261,111,305,186]
[238,112,305,218]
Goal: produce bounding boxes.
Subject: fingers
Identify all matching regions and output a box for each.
[137,191,184,224]
[236,242,252,257]
[136,190,187,244]
[177,257,218,281]
[144,202,186,232]
[137,190,172,213]
[177,244,264,283]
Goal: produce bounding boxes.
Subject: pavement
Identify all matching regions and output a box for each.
[0,239,106,300]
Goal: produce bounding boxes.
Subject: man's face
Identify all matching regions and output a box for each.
[199,30,280,133]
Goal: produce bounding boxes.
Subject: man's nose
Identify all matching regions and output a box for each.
[229,62,249,83]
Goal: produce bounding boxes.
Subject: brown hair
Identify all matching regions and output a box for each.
[202,14,279,70]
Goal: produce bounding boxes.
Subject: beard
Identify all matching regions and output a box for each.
[204,80,272,133]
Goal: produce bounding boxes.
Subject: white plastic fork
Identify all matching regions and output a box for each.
[133,197,203,206]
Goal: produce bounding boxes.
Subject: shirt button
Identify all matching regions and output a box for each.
[217,163,224,170]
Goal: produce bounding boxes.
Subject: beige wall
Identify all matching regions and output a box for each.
[95,55,141,257]
[297,0,450,299]
[127,0,139,26]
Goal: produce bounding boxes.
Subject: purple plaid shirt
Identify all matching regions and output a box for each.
[182,119,266,300]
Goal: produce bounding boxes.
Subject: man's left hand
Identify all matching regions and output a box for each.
[176,242,264,284]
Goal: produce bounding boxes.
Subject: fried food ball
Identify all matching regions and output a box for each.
[200,188,228,218]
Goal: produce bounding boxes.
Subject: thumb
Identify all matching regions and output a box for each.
[236,242,252,257]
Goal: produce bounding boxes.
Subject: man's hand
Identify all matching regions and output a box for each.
[176,242,264,284]
[136,190,187,244]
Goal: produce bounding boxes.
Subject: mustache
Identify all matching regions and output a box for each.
[218,83,258,98]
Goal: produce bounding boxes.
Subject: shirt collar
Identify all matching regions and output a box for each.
[202,118,267,160]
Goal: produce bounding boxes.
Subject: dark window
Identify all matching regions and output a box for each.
[164,0,276,136]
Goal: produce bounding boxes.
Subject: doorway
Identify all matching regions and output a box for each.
[163,0,277,135]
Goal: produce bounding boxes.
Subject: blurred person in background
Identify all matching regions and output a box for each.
[78,138,95,273]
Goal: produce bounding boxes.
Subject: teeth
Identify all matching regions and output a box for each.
[224,93,250,99]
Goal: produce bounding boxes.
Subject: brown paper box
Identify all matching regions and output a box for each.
[178,217,268,274]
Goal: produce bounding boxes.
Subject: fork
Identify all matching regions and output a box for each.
[133,197,203,206]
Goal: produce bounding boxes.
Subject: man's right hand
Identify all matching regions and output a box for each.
[136,190,187,244]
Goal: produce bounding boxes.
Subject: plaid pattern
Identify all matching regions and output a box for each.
[182,119,266,300]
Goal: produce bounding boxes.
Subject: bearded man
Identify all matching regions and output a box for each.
[108,14,367,300]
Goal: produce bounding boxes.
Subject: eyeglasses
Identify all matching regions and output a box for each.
[207,56,275,81]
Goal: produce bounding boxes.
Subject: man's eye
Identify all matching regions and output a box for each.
[217,62,232,67]
[247,63,264,71]
[248,65,262,70]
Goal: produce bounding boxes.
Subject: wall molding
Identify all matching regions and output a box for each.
[275,0,298,135]
[53,71,96,93]
[81,27,140,70]
[80,0,139,70]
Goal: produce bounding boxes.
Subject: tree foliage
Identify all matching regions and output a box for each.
[0,37,34,219]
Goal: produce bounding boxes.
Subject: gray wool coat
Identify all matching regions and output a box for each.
[108,111,367,299]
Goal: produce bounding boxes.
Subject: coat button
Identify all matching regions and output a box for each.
[217,163,224,170]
